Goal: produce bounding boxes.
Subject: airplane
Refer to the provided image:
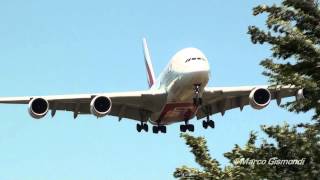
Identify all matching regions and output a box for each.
[0,38,307,134]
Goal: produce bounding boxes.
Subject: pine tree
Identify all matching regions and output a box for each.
[174,123,320,179]
[173,134,223,180]
[248,0,320,119]
[174,0,320,179]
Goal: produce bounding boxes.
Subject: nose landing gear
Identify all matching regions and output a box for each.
[193,84,202,106]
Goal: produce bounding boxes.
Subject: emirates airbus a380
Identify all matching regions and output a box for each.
[0,39,307,134]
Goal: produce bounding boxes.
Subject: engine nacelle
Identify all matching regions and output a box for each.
[90,96,112,117]
[249,88,271,110]
[296,88,309,100]
[28,97,49,119]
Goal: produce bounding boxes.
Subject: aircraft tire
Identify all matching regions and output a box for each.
[136,124,142,132]
[160,126,167,133]
[180,125,187,132]
[209,120,215,128]
[143,124,149,132]
[188,124,194,132]
[202,121,208,129]
[152,126,159,134]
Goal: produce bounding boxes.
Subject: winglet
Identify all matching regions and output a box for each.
[143,38,156,88]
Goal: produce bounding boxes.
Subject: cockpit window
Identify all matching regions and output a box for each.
[185,57,206,63]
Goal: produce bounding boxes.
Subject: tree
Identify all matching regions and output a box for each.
[174,0,320,179]
[174,123,320,179]
[248,0,320,119]
[173,133,223,180]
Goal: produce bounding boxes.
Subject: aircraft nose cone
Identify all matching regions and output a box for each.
[170,47,211,77]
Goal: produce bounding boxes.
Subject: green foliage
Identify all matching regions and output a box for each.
[248,0,320,119]
[173,134,222,180]
[174,0,320,179]
[174,123,320,179]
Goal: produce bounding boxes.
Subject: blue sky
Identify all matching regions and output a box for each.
[0,0,313,179]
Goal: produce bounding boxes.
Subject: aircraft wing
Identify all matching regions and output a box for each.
[197,85,299,119]
[0,90,167,121]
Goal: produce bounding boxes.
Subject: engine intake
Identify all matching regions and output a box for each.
[28,97,49,119]
[249,88,271,110]
[90,96,112,117]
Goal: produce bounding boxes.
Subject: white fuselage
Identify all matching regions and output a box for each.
[149,48,210,125]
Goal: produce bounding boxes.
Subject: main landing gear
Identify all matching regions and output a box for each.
[180,120,194,132]
[136,122,148,132]
[193,84,202,106]
[153,125,167,134]
[203,115,215,129]
[137,122,166,134]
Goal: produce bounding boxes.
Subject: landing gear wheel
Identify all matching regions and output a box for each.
[202,120,208,129]
[208,120,215,128]
[180,125,187,132]
[136,124,142,132]
[159,126,167,133]
[180,124,194,132]
[137,123,148,132]
[143,123,149,132]
[187,124,194,132]
[203,120,215,129]
[153,125,166,134]
[152,126,159,134]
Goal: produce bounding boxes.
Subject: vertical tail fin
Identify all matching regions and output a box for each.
[143,38,156,88]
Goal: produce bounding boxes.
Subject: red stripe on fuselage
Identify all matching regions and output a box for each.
[157,103,198,124]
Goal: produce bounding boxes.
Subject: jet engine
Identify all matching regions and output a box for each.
[249,88,271,110]
[28,97,49,119]
[296,88,309,100]
[90,96,112,117]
